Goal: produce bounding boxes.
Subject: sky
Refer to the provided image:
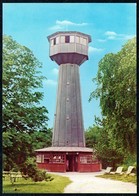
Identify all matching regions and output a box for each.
[3,3,136,130]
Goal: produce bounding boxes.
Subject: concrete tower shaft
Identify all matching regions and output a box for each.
[53,63,85,147]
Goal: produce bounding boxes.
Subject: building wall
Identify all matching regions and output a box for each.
[37,163,66,172]
[36,152,101,172]
[78,163,101,172]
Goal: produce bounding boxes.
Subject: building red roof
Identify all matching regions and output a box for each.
[35,146,93,153]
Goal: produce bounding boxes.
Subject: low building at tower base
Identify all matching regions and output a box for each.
[35,147,101,172]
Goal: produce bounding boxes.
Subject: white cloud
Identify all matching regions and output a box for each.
[105,31,117,40]
[52,68,59,75]
[105,31,117,36]
[104,31,135,40]
[97,39,107,42]
[49,20,88,31]
[107,35,117,40]
[56,20,88,26]
[49,25,63,31]
[119,34,135,40]
[44,79,57,86]
[89,46,103,53]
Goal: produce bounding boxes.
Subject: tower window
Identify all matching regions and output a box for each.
[61,36,65,43]
[83,38,87,45]
[80,37,83,44]
[65,36,70,43]
[70,35,75,43]
[51,39,54,46]
[76,36,80,43]
[56,37,59,44]
[54,38,56,45]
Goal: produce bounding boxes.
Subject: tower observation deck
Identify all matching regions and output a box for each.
[47,31,91,147]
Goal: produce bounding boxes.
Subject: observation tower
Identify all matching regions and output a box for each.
[35,31,101,172]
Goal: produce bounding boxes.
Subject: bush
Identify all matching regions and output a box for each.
[20,157,53,182]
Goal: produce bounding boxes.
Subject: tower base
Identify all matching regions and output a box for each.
[35,147,102,172]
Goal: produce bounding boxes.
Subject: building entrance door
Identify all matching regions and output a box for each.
[66,154,78,172]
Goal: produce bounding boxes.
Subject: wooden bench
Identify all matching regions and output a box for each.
[10,171,23,183]
[3,171,10,180]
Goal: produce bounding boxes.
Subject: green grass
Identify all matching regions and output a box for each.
[3,174,72,193]
[96,174,137,184]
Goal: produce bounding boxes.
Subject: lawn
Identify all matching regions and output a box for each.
[3,173,72,193]
[96,174,137,184]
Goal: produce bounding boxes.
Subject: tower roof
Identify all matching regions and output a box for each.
[47,31,92,42]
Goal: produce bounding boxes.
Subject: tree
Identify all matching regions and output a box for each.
[85,120,124,168]
[89,38,136,166]
[3,35,50,173]
[3,35,48,133]
[85,125,101,148]
[31,128,52,151]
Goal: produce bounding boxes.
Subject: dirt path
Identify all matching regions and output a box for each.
[49,171,137,193]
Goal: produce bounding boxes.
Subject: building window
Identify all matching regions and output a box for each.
[56,36,59,44]
[36,154,44,163]
[83,38,87,45]
[80,37,83,44]
[61,36,65,43]
[76,36,80,43]
[60,35,75,43]
[80,156,93,164]
[44,154,50,163]
[65,36,70,43]
[52,154,65,163]
[54,38,56,45]
[87,156,93,163]
[51,39,54,46]
[80,37,87,45]
[70,35,75,43]
[36,155,42,163]
[80,156,87,164]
